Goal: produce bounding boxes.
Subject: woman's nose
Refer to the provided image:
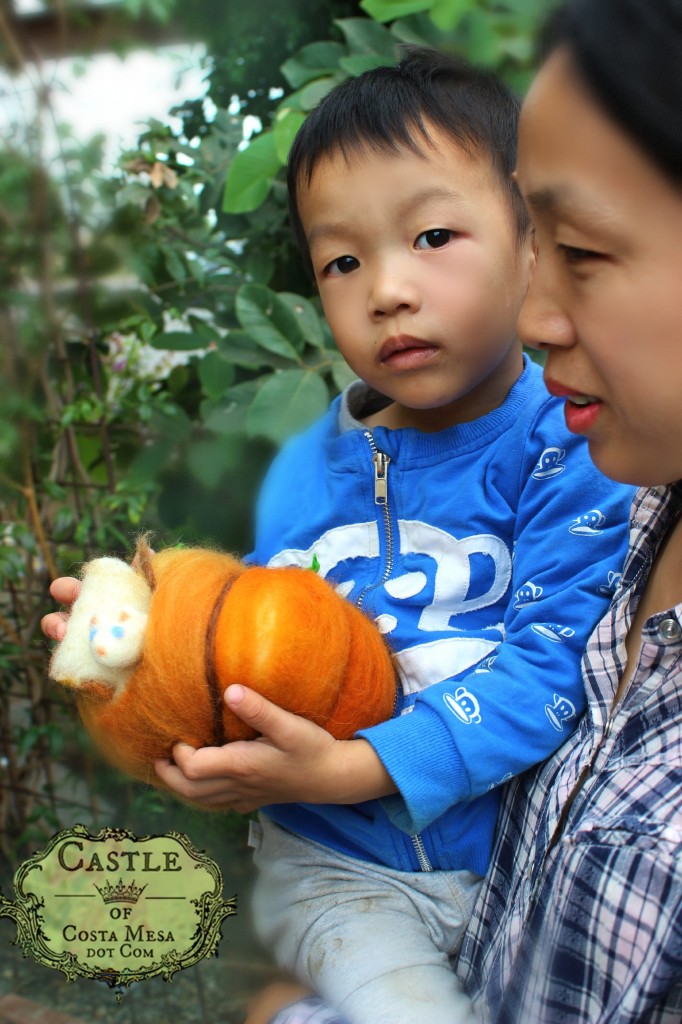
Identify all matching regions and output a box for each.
[518,258,575,352]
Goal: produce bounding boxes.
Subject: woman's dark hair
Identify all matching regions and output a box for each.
[539,0,682,186]
[287,46,529,272]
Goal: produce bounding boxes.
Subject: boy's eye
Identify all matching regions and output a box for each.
[414,229,453,250]
[324,255,360,276]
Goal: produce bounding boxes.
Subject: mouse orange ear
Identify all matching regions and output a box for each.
[133,533,156,590]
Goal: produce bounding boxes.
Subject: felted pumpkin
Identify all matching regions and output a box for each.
[49,538,397,788]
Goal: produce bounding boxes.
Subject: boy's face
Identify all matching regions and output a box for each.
[298,125,532,432]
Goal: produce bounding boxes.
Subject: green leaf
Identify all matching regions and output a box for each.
[360,0,432,23]
[280,41,346,89]
[245,245,275,285]
[149,405,193,443]
[128,437,177,484]
[429,0,477,31]
[198,351,235,399]
[222,132,282,214]
[151,331,205,351]
[274,109,307,164]
[278,293,326,349]
[235,284,305,361]
[499,33,534,64]
[298,76,345,112]
[202,379,263,434]
[215,330,273,370]
[247,370,329,444]
[164,249,187,282]
[186,437,231,489]
[115,182,150,210]
[334,18,399,57]
[503,0,552,17]
[331,359,359,394]
[465,9,503,66]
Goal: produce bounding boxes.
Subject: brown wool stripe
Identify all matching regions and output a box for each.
[205,575,237,746]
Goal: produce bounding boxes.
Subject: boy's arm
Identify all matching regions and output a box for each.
[356,406,635,834]
[154,683,396,811]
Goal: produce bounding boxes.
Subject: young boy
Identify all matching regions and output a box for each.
[53,48,633,1024]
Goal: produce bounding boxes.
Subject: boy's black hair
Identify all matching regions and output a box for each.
[287,46,529,273]
[539,0,682,187]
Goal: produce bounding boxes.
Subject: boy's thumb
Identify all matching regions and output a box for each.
[224,684,290,740]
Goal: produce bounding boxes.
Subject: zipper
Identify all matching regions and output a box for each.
[411,833,433,872]
[356,431,395,609]
[360,432,431,872]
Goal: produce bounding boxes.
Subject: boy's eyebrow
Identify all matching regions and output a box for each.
[306,186,467,249]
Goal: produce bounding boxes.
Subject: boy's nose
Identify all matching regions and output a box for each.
[368,262,421,320]
[517,259,575,353]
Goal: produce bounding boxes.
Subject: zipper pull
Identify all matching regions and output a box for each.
[373,452,390,505]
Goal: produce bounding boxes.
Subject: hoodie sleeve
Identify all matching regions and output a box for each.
[357,398,635,835]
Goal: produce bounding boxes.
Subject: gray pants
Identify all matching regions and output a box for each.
[251,816,482,1024]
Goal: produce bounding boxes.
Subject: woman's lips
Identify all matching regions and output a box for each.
[378,335,439,368]
[545,377,603,433]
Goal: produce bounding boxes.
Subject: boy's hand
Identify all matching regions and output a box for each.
[154,684,396,812]
[40,577,81,642]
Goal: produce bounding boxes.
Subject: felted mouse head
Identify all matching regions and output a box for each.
[49,538,397,790]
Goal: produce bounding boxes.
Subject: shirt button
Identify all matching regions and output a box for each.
[657,618,681,642]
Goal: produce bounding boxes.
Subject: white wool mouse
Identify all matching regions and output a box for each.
[49,557,152,692]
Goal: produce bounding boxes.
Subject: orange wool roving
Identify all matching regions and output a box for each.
[49,540,397,789]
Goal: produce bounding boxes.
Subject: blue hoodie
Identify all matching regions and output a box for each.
[250,359,634,876]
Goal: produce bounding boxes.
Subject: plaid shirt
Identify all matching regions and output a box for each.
[267,486,682,1024]
[459,484,682,1022]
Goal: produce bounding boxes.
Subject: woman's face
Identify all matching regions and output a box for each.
[516,49,682,487]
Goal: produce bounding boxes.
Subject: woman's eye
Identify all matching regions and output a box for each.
[558,243,603,264]
[415,229,454,251]
[324,255,360,276]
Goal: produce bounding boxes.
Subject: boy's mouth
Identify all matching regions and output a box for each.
[378,335,439,366]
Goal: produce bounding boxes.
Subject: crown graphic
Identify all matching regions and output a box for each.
[94,878,147,905]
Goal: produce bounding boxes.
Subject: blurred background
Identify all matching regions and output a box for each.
[0,0,554,1019]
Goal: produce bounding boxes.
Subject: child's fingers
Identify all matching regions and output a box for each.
[49,576,81,604]
[154,751,256,810]
[154,750,221,793]
[224,684,315,750]
[40,610,70,642]
[41,577,81,642]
